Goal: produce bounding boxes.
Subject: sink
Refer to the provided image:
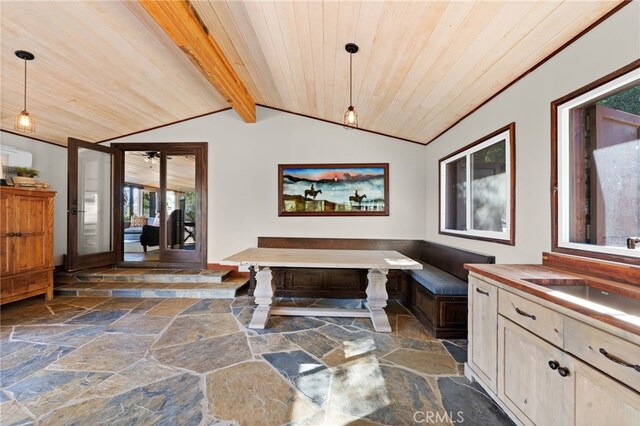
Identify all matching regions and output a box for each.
[546,285,640,316]
[522,278,640,317]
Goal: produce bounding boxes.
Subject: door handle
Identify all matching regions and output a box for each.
[599,348,640,373]
[515,307,536,320]
[70,209,86,215]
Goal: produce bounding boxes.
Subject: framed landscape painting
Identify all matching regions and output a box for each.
[278,163,389,216]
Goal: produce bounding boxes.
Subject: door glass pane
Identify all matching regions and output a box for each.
[166,155,196,251]
[470,140,506,232]
[123,151,160,261]
[445,157,467,230]
[77,148,111,255]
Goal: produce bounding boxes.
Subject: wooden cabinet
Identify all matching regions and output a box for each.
[0,187,55,304]
[468,276,499,393]
[572,357,640,426]
[467,272,640,426]
[498,316,573,426]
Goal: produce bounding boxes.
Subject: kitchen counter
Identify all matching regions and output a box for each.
[465,260,640,338]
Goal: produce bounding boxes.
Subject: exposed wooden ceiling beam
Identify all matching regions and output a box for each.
[138,0,256,123]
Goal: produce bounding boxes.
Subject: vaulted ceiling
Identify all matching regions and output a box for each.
[0,1,623,147]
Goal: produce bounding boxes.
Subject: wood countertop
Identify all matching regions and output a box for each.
[465,262,640,338]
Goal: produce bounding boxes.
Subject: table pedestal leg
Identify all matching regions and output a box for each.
[366,268,391,332]
[250,267,274,329]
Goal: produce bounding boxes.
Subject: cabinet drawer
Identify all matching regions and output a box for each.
[565,317,640,392]
[14,271,51,293]
[499,289,563,347]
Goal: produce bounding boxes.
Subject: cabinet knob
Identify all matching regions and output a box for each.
[557,367,570,377]
[548,360,559,370]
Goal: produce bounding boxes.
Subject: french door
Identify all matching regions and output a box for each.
[66,138,118,271]
[112,143,207,267]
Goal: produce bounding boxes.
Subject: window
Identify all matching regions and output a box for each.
[553,61,640,264]
[439,123,515,245]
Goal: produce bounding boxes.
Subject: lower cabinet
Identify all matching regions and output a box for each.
[468,273,640,426]
[572,358,640,426]
[498,316,573,426]
[469,276,498,393]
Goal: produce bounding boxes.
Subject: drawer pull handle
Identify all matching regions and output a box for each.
[548,360,559,370]
[7,232,16,237]
[515,307,536,320]
[15,232,22,237]
[476,288,489,296]
[557,366,570,377]
[599,348,640,373]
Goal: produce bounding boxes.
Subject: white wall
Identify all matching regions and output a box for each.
[423,2,640,264]
[0,131,68,265]
[112,107,426,262]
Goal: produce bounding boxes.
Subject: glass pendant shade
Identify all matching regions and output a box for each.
[15,110,35,133]
[343,105,358,128]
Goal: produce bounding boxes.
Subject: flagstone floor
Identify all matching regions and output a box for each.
[0,294,513,426]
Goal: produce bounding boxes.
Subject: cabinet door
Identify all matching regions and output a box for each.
[0,192,15,276]
[469,276,498,393]
[573,357,640,426]
[498,316,573,426]
[13,195,52,274]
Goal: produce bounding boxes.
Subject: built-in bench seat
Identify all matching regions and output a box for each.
[250,237,495,338]
[405,260,468,296]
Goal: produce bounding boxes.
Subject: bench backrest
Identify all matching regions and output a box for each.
[420,240,495,282]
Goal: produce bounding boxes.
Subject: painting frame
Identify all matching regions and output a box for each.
[278,163,389,216]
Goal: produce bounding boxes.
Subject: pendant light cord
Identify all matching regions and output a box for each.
[349,53,353,107]
[23,59,27,110]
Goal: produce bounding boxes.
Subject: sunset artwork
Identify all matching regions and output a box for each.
[278,163,389,216]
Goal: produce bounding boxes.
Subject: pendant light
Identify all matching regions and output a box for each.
[343,43,359,129]
[14,50,36,133]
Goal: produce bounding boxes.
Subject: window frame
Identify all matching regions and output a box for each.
[439,123,516,245]
[551,60,640,265]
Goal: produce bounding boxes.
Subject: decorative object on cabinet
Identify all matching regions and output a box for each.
[278,163,389,216]
[1,187,55,304]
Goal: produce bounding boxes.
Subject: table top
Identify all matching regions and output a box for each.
[220,247,422,270]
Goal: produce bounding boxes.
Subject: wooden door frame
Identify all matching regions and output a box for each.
[112,142,207,268]
[66,138,119,271]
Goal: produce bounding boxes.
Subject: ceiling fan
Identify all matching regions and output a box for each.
[136,151,171,168]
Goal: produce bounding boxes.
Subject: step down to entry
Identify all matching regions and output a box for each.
[70,268,233,284]
[55,277,248,299]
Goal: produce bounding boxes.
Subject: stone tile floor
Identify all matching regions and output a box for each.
[0,294,514,426]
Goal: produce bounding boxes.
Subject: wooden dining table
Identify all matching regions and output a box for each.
[220,247,422,332]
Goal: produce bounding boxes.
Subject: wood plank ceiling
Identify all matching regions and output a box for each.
[0,1,228,146]
[0,1,623,146]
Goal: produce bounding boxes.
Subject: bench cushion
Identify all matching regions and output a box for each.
[404,261,468,296]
